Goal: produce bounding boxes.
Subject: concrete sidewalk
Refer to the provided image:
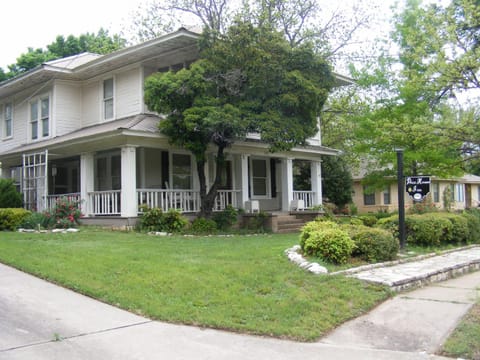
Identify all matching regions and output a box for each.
[1,258,478,359]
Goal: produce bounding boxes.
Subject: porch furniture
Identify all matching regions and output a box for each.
[245,200,260,213]
[290,199,305,211]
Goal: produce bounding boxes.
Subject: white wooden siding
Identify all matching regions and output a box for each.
[116,67,142,118]
[81,82,100,127]
[54,81,82,136]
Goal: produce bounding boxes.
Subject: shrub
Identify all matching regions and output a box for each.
[138,208,188,233]
[462,210,480,244]
[376,215,399,239]
[349,217,364,226]
[299,220,339,249]
[191,217,217,234]
[20,212,50,230]
[162,209,188,233]
[405,214,448,246]
[0,208,31,231]
[212,205,238,231]
[350,227,399,262]
[358,215,377,227]
[435,213,469,245]
[0,179,22,208]
[139,207,164,232]
[302,227,354,264]
[43,197,82,229]
[244,211,269,232]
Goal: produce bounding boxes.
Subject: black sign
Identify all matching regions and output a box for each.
[406,176,431,201]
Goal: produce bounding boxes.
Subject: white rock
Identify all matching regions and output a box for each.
[66,228,79,232]
[307,263,328,274]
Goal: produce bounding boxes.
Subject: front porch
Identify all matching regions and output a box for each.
[39,145,324,218]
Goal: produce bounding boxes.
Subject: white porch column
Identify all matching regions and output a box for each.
[80,152,94,216]
[281,158,294,211]
[240,154,249,208]
[311,159,322,206]
[121,146,137,217]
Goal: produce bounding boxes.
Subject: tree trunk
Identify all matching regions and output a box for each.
[197,145,227,218]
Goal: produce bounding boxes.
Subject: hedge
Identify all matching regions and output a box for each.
[0,208,31,231]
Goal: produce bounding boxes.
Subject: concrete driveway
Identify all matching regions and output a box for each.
[0,262,451,360]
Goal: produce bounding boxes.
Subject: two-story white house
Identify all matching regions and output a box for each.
[0,28,349,224]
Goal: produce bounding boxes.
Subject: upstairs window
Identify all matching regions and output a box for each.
[30,97,50,140]
[3,103,12,138]
[103,78,114,120]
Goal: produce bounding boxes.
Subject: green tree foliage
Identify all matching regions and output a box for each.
[145,22,333,216]
[321,155,353,210]
[348,0,475,189]
[0,179,22,208]
[1,29,126,79]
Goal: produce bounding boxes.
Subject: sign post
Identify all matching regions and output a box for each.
[396,149,406,250]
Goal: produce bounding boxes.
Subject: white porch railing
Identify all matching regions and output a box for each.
[46,193,81,209]
[213,190,241,211]
[88,190,121,215]
[293,190,316,209]
[137,189,200,213]
[137,189,240,213]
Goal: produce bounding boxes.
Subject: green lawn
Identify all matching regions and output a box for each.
[0,229,391,341]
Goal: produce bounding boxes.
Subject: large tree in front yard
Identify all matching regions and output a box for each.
[144,22,333,217]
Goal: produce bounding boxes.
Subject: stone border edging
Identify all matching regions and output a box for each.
[285,244,480,278]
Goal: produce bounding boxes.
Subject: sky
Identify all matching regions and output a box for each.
[1,0,397,71]
[1,0,148,69]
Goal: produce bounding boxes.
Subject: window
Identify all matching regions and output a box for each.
[103,78,114,120]
[250,158,270,198]
[383,186,391,205]
[30,97,50,140]
[455,183,465,202]
[3,103,12,138]
[363,186,375,205]
[171,153,191,189]
[433,182,440,202]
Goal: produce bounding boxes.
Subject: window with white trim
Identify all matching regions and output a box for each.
[30,97,49,140]
[3,103,12,138]
[383,185,391,205]
[455,183,465,202]
[250,158,270,198]
[103,78,114,120]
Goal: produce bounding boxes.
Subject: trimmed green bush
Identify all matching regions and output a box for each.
[300,220,340,249]
[435,213,469,245]
[191,217,218,234]
[0,208,31,231]
[350,227,399,262]
[303,227,354,264]
[358,215,377,227]
[0,179,22,208]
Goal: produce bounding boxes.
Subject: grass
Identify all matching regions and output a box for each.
[439,301,480,359]
[0,228,391,341]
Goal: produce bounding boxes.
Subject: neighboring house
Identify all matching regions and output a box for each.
[0,28,350,223]
[352,174,480,213]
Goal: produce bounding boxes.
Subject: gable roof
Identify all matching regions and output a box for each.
[0,27,353,98]
[0,28,200,98]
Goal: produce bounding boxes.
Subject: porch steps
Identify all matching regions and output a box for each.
[276,215,307,233]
